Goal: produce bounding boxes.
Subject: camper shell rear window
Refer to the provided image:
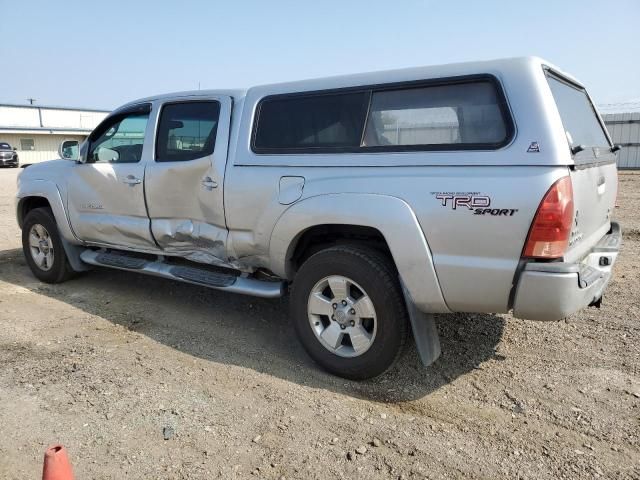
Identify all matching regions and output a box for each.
[545,70,610,150]
[252,75,514,154]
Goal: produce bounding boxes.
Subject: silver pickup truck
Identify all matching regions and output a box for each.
[15,57,621,379]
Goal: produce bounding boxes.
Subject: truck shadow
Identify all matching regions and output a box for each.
[0,256,505,403]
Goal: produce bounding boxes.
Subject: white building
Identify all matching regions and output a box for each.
[0,104,110,165]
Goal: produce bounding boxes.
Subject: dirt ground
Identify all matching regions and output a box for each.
[0,168,638,480]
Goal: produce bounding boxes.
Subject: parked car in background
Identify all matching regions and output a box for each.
[0,142,19,167]
[14,57,621,379]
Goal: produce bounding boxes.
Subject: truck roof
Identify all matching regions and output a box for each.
[117,89,248,111]
[117,56,579,112]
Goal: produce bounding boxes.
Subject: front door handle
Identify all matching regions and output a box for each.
[202,177,218,190]
[123,175,142,186]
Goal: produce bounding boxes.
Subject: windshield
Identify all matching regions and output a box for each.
[0,142,12,150]
[546,73,610,149]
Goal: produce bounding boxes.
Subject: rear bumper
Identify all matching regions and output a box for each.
[512,222,621,321]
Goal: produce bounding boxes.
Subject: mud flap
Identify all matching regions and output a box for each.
[60,238,92,272]
[401,280,441,366]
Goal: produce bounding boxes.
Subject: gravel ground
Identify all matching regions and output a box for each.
[0,168,638,479]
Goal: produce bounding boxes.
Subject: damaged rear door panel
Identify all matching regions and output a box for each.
[144,96,232,265]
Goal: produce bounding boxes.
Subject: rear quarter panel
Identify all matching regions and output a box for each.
[226,165,567,313]
[405,166,566,312]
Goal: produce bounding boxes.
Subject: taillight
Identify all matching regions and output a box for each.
[523,176,574,259]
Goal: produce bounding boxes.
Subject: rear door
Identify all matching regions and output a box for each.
[144,96,232,264]
[545,71,618,261]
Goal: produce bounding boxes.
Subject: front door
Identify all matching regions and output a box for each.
[144,96,231,265]
[67,104,156,249]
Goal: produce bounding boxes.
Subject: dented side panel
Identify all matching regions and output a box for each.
[145,155,229,265]
[144,95,233,265]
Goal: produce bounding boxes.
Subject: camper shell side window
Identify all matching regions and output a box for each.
[252,74,514,154]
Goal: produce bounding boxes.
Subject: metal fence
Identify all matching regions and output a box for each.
[603,112,640,169]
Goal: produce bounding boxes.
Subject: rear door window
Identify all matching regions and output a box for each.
[546,74,610,149]
[156,101,221,162]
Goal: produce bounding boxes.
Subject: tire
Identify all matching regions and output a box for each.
[290,245,409,380]
[22,207,75,283]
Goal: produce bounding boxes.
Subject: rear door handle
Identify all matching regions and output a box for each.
[202,177,218,189]
[123,175,142,186]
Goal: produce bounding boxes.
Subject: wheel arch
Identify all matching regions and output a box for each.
[269,193,450,314]
[16,180,78,244]
[17,196,52,229]
[288,224,393,276]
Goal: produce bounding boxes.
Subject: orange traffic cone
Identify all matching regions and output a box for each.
[42,445,74,480]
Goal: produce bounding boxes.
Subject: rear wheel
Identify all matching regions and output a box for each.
[22,208,75,283]
[290,245,408,380]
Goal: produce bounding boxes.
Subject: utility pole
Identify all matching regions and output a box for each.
[26,98,36,105]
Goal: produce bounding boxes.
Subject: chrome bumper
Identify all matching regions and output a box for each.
[512,222,621,321]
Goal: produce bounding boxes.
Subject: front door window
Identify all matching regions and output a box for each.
[88,113,149,164]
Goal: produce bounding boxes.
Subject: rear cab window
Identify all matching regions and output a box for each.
[545,70,611,158]
[252,76,513,154]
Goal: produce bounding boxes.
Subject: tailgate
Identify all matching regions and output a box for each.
[566,162,617,262]
[545,69,618,262]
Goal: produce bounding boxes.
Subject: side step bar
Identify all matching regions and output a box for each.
[79,250,284,299]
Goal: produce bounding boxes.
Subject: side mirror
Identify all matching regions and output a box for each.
[58,140,79,161]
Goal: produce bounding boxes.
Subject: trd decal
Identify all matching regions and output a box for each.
[431,192,518,216]
[434,193,490,210]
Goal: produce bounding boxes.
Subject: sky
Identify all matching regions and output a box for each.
[1,0,639,111]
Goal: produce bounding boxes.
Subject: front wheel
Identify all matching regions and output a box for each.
[290,245,408,380]
[22,207,75,283]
